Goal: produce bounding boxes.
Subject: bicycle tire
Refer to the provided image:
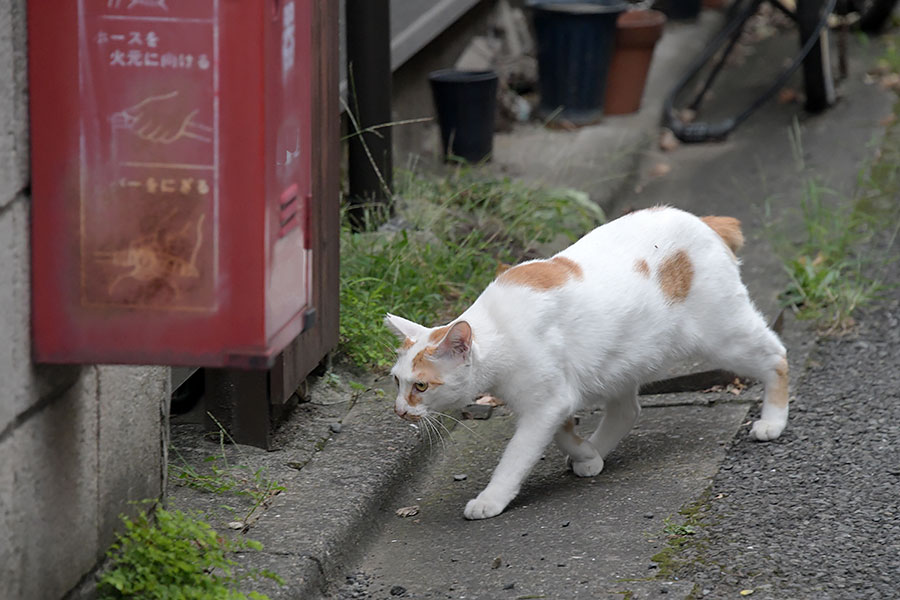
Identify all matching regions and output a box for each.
[856,0,899,32]
[797,0,836,112]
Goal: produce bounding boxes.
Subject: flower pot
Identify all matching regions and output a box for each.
[604,9,667,115]
[656,0,703,21]
[428,69,499,163]
[531,1,629,126]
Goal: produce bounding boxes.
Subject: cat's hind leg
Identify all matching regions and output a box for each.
[586,386,641,458]
[749,351,789,441]
[554,418,604,477]
[705,309,789,441]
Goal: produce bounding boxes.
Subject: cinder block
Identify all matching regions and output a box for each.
[0,0,29,208]
[0,198,83,434]
[0,371,100,600]
[0,197,32,432]
[96,365,170,546]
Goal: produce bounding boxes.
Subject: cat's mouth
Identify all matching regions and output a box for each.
[394,406,422,422]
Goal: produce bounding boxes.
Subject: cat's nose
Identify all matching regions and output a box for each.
[394,405,407,418]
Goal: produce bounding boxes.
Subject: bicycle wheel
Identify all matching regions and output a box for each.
[855,0,899,32]
[797,0,836,112]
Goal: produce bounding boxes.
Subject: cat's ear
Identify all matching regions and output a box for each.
[434,321,472,363]
[384,313,428,341]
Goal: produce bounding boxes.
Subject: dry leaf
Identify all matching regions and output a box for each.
[227,521,245,530]
[740,590,755,596]
[880,114,897,127]
[491,556,502,569]
[777,88,799,104]
[396,505,420,518]
[476,395,503,407]
[879,73,900,91]
[649,162,672,178]
[659,129,680,152]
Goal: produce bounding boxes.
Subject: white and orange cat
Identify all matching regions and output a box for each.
[385,207,789,520]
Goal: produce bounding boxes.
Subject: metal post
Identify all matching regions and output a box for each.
[346,0,392,230]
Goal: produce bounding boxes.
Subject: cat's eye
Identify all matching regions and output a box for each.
[414,381,428,393]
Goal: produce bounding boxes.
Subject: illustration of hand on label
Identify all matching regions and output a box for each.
[111,91,212,145]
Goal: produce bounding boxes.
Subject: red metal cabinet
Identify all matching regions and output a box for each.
[29,0,321,368]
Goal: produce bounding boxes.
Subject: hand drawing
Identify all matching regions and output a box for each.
[111,91,212,144]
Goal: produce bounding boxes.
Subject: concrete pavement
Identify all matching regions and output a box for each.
[168,8,897,600]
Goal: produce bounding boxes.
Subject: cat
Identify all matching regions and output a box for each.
[385,206,789,520]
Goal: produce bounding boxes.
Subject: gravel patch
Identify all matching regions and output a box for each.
[668,240,900,599]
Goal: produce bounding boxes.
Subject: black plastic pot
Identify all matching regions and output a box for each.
[655,0,702,20]
[428,69,499,163]
[531,1,628,126]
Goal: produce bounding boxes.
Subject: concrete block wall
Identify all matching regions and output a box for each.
[0,0,172,598]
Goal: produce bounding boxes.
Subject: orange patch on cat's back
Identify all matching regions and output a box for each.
[701,216,744,256]
[657,249,694,303]
[498,256,584,291]
[634,258,651,278]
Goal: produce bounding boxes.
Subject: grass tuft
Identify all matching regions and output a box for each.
[339,168,604,369]
[97,507,282,600]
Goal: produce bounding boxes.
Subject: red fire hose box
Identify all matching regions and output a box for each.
[29,0,317,368]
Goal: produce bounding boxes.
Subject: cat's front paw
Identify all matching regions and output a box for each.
[750,419,785,441]
[464,491,508,520]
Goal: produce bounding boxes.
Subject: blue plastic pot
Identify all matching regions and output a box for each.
[531,1,629,126]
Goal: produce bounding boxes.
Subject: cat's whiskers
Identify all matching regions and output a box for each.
[427,414,448,452]
[432,410,481,439]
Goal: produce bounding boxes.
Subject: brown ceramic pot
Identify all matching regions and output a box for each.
[603,9,667,115]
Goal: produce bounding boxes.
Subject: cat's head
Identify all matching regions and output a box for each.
[384,314,474,421]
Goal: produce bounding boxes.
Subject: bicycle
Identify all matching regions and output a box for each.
[663,0,899,142]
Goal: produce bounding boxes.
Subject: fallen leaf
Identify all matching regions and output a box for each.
[227,521,245,530]
[396,505,420,518]
[777,88,799,104]
[491,555,502,569]
[659,128,680,152]
[880,113,897,127]
[740,590,755,596]
[879,73,900,91]
[476,395,503,406]
[649,162,671,178]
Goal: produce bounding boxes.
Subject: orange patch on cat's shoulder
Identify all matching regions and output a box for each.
[498,256,584,290]
[657,249,694,303]
[701,216,744,256]
[428,326,451,343]
[634,258,651,278]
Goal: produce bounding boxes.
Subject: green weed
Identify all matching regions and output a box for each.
[97,507,282,600]
[339,169,604,368]
[169,415,285,527]
[777,179,883,333]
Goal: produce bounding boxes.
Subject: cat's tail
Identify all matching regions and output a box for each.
[700,216,744,255]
